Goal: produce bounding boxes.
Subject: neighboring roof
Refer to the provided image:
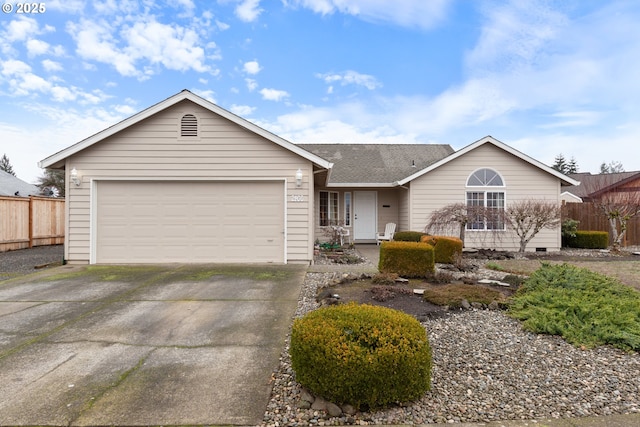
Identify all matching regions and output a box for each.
[561,191,583,203]
[397,136,581,187]
[0,170,40,197]
[39,90,333,171]
[562,171,640,199]
[298,143,454,187]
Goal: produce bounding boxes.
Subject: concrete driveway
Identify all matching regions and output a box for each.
[0,263,306,426]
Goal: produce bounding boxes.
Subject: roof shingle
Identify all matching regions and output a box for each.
[298,143,454,184]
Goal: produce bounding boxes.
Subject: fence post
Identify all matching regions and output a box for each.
[29,196,34,248]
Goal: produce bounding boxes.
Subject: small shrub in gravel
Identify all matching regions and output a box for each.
[501,274,526,287]
[370,285,413,302]
[422,284,504,308]
[290,303,432,410]
[372,272,399,285]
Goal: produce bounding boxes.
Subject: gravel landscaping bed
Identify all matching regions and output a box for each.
[260,264,640,425]
[0,245,64,280]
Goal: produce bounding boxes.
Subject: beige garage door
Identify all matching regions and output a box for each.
[96,181,285,263]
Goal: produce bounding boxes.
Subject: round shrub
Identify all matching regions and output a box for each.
[290,303,432,410]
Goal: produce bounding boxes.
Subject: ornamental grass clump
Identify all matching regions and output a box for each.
[290,303,432,410]
[508,263,640,352]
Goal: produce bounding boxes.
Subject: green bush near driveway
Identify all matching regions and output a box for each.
[508,263,640,352]
[290,303,432,410]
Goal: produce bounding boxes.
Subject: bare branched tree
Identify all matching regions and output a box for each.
[583,174,640,250]
[425,203,490,246]
[427,200,561,251]
[502,200,561,252]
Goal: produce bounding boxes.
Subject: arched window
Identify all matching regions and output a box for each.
[180,114,198,137]
[466,168,504,186]
[466,168,505,231]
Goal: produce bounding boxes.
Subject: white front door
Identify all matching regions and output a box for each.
[353,191,377,241]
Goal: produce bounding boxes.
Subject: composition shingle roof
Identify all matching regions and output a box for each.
[0,170,40,197]
[298,144,454,184]
[563,171,640,199]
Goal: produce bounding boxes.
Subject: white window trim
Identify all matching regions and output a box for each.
[465,168,506,231]
[344,192,351,227]
[319,190,340,227]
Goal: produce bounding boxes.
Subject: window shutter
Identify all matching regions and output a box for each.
[181,114,198,137]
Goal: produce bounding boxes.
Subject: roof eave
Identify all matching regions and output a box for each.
[325,182,397,188]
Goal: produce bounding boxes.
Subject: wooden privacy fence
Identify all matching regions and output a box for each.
[562,202,640,247]
[0,196,65,252]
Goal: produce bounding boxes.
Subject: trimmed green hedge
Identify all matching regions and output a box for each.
[393,231,427,242]
[420,235,463,264]
[290,303,432,409]
[564,230,609,249]
[379,241,435,277]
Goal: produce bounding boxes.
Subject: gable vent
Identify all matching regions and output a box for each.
[181,114,198,137]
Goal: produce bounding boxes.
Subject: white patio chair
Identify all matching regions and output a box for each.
[338,227,350,246]
[376,222,396,245]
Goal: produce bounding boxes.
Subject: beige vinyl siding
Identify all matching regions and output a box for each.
[376,189,399,235]
[410,143,561,251]
[398,186,410,232]
[65,100,314,264]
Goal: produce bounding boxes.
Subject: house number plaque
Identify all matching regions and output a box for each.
[291,195,304,202]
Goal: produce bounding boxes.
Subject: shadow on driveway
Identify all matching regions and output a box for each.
[0,263,306,426]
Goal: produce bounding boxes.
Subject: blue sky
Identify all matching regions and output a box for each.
[1,0,639,183]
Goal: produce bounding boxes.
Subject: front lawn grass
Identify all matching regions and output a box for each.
[508,263,640,352]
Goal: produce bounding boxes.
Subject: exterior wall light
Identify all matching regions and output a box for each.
[295,169,303,187]
[70,167,82,186]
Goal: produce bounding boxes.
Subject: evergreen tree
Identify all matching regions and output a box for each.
[600,160,624,174]
[552,153,579,174]
[551,154,567,173]
[567,156,579,174]
[0,153,16,176]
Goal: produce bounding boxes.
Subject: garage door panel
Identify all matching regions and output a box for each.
[96,181,284,263]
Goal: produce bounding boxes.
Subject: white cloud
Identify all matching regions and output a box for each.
[245,78,258,91]
[243,60,262,75]
[235,0,263,22]
[317,70,381,90]
[216,20,231,31]
[1,59,32,76]
[42,59,63,72]
[123,19,210,73]
[67,17,213,79]
[4,17,40,42]
[45,0,86,13]
[193,89,216,103]
[230,104,256,116]
[260,88,290,101]
[67,19,138,77]
[26,39,50,56]
[114,104,137,115]
[284,0,452,29]
[466,1,567,73]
